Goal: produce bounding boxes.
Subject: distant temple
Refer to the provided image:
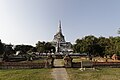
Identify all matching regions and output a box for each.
[52,21,73,53]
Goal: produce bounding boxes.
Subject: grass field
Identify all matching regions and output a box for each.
[67,68,120,80]
[32,59,45,63]
[0,69,54,80]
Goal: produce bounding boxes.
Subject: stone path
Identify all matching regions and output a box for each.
[51,59,69,80]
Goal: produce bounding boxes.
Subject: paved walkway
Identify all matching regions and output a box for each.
[51,59,69,80]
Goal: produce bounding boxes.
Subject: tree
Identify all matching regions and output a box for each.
[27,47,37,53]
[118,28,120,34]
[109,36,120,56]
[0,40,4,55]
[14,45,34,54]
[73,35,98,56]
[73,35,115,57]
[36,41,55,53]
[36,41,46,53]
[83,35,98,55]
[6,45,15,56]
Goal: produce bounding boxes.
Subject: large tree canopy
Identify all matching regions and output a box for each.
[73,35,120,57]
[14,45,34,54]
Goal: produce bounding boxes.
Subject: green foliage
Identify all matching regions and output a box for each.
[73,35,99,55]
[14,45,34,54]
[4,44,15,55]
[0,42,17,54]
[36,41,55,53]
[73,35,120,57]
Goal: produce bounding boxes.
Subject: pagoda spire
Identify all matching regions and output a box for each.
[58,20,62,33]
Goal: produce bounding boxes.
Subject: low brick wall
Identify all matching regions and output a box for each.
[72,62,120,68]
[93,62,120,68]
[72,62,81,68]
[55,55,63,59]
[0,62,46,69]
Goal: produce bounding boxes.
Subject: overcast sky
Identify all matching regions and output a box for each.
[0,0,120,46]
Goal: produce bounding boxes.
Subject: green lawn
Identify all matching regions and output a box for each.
[31,59,45,63]
[0,69,54,80]
[67,68,120,80]
[72,58,89,62]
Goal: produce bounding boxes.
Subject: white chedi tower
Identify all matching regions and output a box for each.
[53,20,65,43]
[52,21,72,53]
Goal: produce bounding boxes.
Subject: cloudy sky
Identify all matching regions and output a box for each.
[0,0,120,46]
